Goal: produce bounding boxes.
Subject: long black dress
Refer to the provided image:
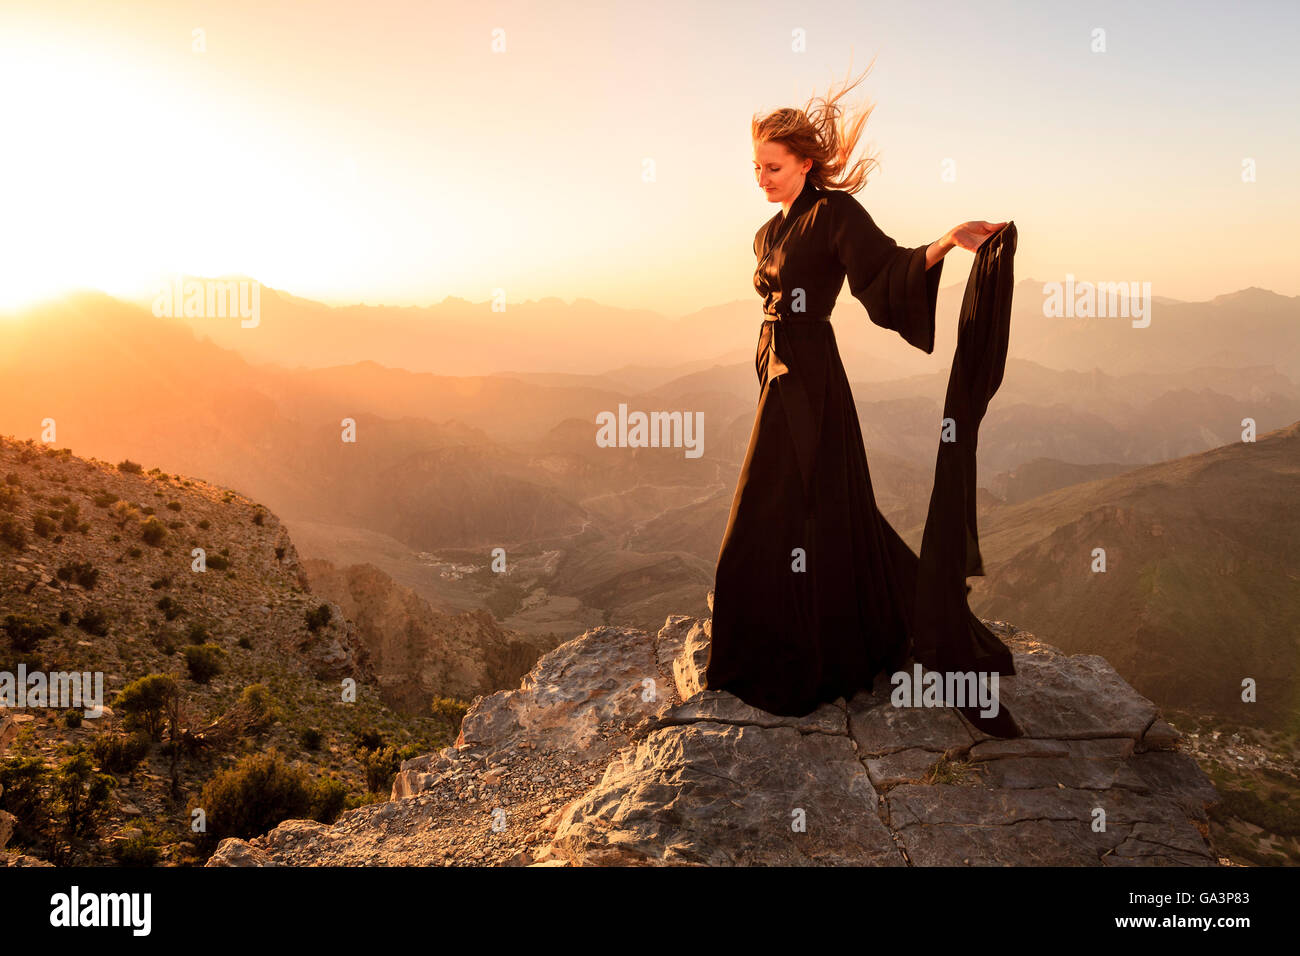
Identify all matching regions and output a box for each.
[704,175,1022,738]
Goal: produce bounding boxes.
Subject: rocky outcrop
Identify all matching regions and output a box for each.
[207,615,1221,867]
[300,559,560,713]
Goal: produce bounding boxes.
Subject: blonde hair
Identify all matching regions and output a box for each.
[751,59,881,195]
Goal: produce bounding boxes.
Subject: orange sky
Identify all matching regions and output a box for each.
[1,0,1296,316]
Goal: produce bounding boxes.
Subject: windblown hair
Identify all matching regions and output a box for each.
[751,59,881,195]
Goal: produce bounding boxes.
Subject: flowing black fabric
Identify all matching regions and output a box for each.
[705,176,1021,738]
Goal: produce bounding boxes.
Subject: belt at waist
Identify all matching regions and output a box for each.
[762,312,832,323]
[756,313,831,383]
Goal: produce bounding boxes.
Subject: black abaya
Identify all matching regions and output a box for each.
[705,176,1021,738]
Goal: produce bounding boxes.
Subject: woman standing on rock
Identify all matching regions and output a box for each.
[704,63,1022,738]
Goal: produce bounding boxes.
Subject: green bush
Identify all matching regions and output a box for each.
[430,696,470,728]
[63,710,83,729]
[3,614,54,652]
[117,460,143,474]
[183,643,226,683]
[0,516,26,550]
[0,755,50,846]
[54,751,116,837]
[140,517,167,547]
[114,674,180,741]
[111,833,160,866]
[32,514,56,538]
[191,751,348,847]
[236,683,276,730]
[91,732,151,775]
[56,561,99,589]
[312,777,348,824]
[76,608,110,636]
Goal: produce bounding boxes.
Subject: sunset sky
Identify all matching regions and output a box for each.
[1,0,1296,315]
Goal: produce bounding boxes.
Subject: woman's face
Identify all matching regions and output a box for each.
[753,141,810,206]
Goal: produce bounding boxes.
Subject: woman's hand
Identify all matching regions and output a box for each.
[947,220,1009,253]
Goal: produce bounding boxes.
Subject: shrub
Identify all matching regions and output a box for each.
[430,696,470,728]
[183,643,225,683]
[76,608,110,636]
[111,833,160,866]
[63,710,83,729]
[166,501,182,512]
[300,728,323,751]
[236,636,252,650]
[54,751,116,837]
[0,755,50,845]
[190,751,343,847]
[114,674,180,740]
[117,460,143,474]
[206,553,230,571]
[3,614,55,652]
[312,777,348,824]
[197,519,210,530]
[252,510,265,526]
[305,604,332,632]
[92,492,118,508]
[56,561,99,589]
[140,517,167,547]
[91,732,150,775]
[156,596,184,621]
[32,514,56,538]
[364,745,402,793]
[110,500,139,528]
[0,516,26,550]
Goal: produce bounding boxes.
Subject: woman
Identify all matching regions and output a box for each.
[704,66,1022,738]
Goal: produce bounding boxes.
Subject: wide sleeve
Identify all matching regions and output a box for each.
[830,192,943,354]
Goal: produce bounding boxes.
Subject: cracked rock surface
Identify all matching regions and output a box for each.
[206,615,1220,867]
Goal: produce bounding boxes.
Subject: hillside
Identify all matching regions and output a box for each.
[965,420,1300,733]
[0,436,462,865]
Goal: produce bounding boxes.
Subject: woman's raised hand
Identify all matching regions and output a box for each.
[947,220,1009,253]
